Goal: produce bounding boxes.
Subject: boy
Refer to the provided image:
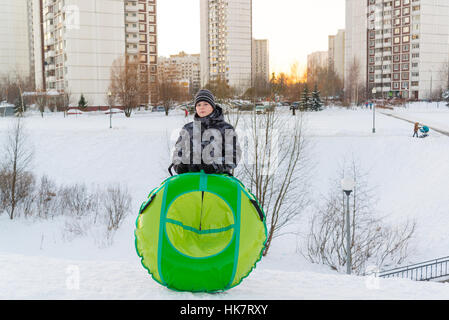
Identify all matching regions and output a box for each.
[171,89,241,175]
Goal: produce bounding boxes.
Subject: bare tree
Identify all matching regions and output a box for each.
[0,118,34,219]
[304,160,416,274]
[35,88,48,118]
[108,56,147,117]
[237,109,311,256]
[158,77,188,115]
[346,57,362,106]
[102,184,131,232]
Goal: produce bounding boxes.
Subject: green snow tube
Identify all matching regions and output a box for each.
[135,171,267,292]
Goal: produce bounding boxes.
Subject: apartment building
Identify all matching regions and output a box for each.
[346,0,449,100]
[158,51,201,95]
[200,0,252,94]
[328,29,346,82]
[252,39,270,86]
[307,51,329,80]
[124,0,158,104]
[0,0,34,80]
[34,0,158,107]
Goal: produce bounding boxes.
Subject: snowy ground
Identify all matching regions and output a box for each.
[1,104,449,300]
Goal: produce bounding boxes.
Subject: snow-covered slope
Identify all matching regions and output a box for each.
[1,105,448,299]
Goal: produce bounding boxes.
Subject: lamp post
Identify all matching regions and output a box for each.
[108,91,112,129]
[372,88,377,133]
[341,176,355,275]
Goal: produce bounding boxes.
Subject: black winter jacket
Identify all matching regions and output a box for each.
[172,106,241,175]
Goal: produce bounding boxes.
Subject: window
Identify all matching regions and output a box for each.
[403,35,410,43]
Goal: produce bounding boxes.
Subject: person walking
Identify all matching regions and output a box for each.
[413,122,420,138]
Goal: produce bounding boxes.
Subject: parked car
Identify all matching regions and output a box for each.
[152,106,165,112]
[255,103,274,114]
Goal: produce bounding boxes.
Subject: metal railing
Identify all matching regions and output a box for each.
[377,256,449,281]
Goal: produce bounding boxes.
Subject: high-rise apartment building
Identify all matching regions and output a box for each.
[158,52,201,95]
[346,0,449,100]
[307,51,329,80]
[124,0,158,104]
[34,0,158,107]
[200,0,252,94]
[252,39,269,86]
[328,29,346,82]
[0,0,35,80]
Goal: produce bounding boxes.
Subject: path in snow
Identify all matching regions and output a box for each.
[380,112,449,137]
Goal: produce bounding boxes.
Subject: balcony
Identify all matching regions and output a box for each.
[126,36,139,44]
[125,15,138,23]
[125,5,138,12]
[126,47,139,55]
[45,50,55,58]
[46,76,56,83]
[46,38,55,46]
[126,26,138,33]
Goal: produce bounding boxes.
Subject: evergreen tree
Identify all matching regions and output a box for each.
[310,83,323,112]
[443,90,449,107]
[14,97,26,117]
[300,85,310,111]
[78,94,88,111]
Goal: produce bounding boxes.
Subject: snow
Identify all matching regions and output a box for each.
[1,104,449,300]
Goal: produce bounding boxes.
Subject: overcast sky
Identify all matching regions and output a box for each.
[158,0,345,75]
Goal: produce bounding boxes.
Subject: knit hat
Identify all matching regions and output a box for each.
[194,89,216,110]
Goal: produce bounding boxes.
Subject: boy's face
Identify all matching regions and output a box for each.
[196,101,214,118]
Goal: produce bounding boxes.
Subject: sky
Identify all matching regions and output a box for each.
[157,0,346,76]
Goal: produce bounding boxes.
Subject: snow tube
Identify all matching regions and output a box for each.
[135,171,267,292]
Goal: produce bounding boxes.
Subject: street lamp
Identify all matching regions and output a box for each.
[108,91,112,129]
[372,88,377,133]
[341,176,355,275]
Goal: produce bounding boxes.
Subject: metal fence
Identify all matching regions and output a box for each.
[377,256,449,281]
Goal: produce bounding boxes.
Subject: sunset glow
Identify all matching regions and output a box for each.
[158,0,345,76]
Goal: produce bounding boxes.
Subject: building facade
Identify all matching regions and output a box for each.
[252,39,269,87]
[200,0,253,94]
[0,0,34,80]
[158,52,201,96]
[307,51,329,80]
[346,0,449,100]
[328,29,346,82]
[34,0,158,107]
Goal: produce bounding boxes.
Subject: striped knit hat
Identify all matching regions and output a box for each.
[194,89,216,110]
